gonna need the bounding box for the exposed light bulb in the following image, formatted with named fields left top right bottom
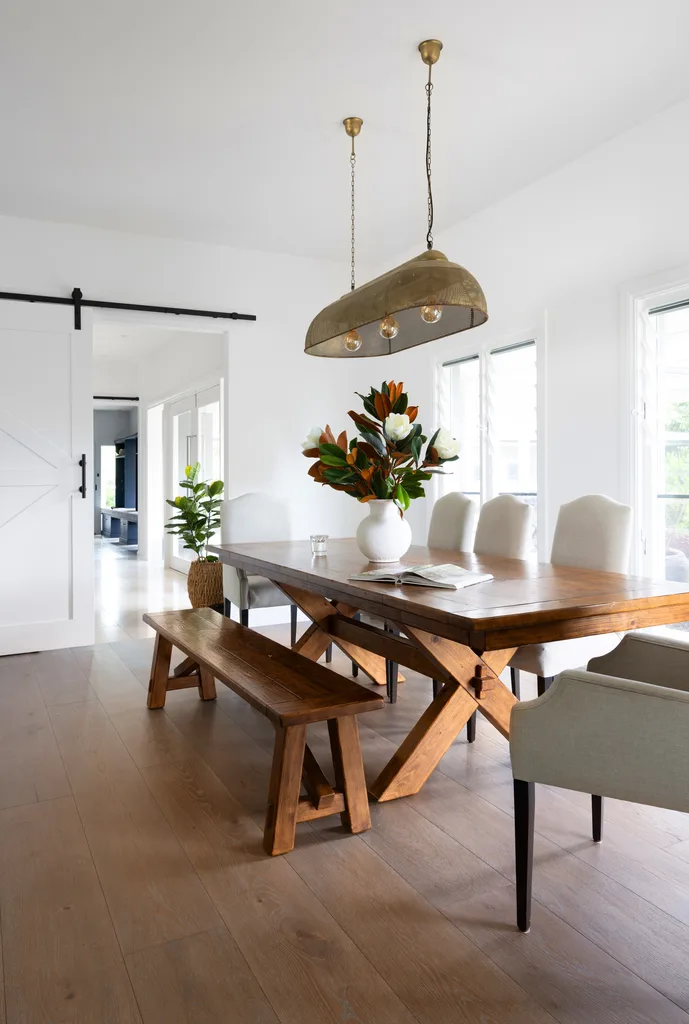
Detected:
left=343, top=329, right=362, bottom=352
left=420, top=304, right=443, bottom=324
left=378, top=315, right=400, bottom=341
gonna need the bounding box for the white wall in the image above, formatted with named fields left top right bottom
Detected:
left=365, top=94, right=689, bottom=548
left=0, top=213, right=369, bottom=547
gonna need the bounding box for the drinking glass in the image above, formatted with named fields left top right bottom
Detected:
left=310, top=534, right=328, bottom=556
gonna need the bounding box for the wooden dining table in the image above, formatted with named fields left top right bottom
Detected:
left=208, top=538, right=689, bottom=803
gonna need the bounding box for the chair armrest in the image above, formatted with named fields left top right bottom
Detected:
left=510, top=669, right=689, bottom=812
left=588, top=632, right=689, bottom=692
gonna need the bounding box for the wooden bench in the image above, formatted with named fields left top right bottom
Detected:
left=143, top=608, right=384, bottom=855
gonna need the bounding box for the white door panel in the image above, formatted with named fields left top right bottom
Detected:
left=0, top=302, right=93, bottom=654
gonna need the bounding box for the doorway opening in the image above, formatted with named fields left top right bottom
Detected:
left=91, top=320, right=228, bottom=642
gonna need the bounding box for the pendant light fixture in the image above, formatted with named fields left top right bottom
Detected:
left=305, top=39, right=487, bottom=358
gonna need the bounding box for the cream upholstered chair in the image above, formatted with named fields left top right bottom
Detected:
left=428, top=491, right=478, bottom=551
left=509, top=495, right=632, bottom=698
left=510, top=632, right=689, bottom=932
left=459, top=495, right=533, bottom=741
left=384, top=491, right=478, bottom=704
left=473, top=493, right=532, bottom=559
left=221, top=492, right=299, bottom=647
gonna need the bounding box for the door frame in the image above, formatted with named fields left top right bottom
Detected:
left=90, top=310, right=231, bottom=566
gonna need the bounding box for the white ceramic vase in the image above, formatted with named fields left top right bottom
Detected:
left=356, top=499, right=412, bottom=563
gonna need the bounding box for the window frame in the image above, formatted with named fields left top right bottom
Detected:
left=623, top=264, right=689, bottom=576
left=434, top=324, right=547, bottom=558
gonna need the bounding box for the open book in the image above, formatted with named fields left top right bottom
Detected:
left=348, top=563, right=493, bottom=591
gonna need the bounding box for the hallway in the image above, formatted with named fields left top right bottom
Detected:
left=94, top=538, right=190, bottom=643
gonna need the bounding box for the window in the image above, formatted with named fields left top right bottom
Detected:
left=438, top=340, right=538, bottom=553
left=637, top=299, right=689, bottom=586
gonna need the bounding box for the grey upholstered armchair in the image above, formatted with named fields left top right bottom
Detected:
left=510, top=631, right=689, bottom=932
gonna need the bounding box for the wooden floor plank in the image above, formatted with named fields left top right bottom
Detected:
left=108, top=706, right=200, bottom=770
left=71, top=644, right=148, bottom=714
left=0, top=664, right=71, bottom=811
left=458, top=885, right=689, bottom=1024
left=289, top=824, right=558, bottom=1024
left=47, top=699, right=223, bottom=955
left=409, top=769, right=689, bottom=1014
left=30, top=648, right=97, bottom=706
left=0, top=797, right=142, bottom=1024
left=125, top=926, right=280, bottom=1024
left=142, top=756, right=420, bottom=1024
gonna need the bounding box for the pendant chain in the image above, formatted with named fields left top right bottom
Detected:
left=350, top=140, right=356, bottom=291
left=425, top=64, right=434, bottom=250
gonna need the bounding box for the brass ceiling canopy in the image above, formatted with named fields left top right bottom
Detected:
left=305, top=39, right=487, bottom=358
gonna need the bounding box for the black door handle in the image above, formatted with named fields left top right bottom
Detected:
left=79, top=454, right=87, bottom=498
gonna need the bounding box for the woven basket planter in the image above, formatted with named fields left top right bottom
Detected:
left=187, top=559, right=223, bottom=608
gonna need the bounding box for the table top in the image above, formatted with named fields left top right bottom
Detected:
left=208, top=539, right=689, bottom=650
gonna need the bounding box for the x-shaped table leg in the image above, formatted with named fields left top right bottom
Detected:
left=369, top=627, right=517, bottom=802
left=280, top=583, right=390, bottom=686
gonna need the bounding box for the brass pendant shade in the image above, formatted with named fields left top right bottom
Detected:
left=305, top=38, right=487, bottom=358
left=305, top=249, right=487, bottom=357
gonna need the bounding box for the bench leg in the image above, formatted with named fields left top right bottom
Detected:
left=197, top=663, right=217, bottom=702
left=264, top=724, right=307, bottom=856
left=147, top=634, right=173, bottom=709
left=327, top=716, right=371, bottom=834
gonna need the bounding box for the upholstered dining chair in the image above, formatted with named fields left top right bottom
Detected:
left=427, top=491, right=479, bottom=551
left=473, top=493, right=533, bottom=560
left=509, top=494, right=632, bottom=699
left=510, top=631, right=689, bottom=932
left=384, top=491, right=478, bottom=704
left=221, top=492, right=300, bottom=649
left=460, top=494, right=533, bottom=740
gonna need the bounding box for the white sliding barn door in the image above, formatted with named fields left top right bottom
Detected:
left=0, top=301, right=93, bottom=654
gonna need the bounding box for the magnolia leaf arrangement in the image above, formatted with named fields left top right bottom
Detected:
left=302, top=381, right=459, bottom=513
left=165, top=462, right=224, bottom=560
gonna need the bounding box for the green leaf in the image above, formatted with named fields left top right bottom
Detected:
left=360, top=430, right=386, bottom=456
left=319, top=442, right=347, bottom=463
left=208, top=480, right=224, bottom=496
left=395, top=483, right=411, bottom=512
left=410, top=435, right=422, bottom=466
left=380, top=381, right=389, bottom=396
left=320, top=453, right=349, bottom=467
left=392, top=392, right=408, bottom=414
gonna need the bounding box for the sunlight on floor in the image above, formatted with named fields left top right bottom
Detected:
left=94, top=537, right=190, bottom=642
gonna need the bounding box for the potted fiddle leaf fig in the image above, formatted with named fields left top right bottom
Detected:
left=165, top=462, right=224, bottom=607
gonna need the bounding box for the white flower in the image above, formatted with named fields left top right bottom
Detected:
left=384, top=412, right=413, bottom=442
left=302, top=426, right=323, bottom=452
left=434, top=427, right=459, bottom=460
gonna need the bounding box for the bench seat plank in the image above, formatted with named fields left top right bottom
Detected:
left=143, top=609, right=382, bottom=725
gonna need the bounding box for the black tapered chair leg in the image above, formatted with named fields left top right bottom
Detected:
left=510, top=667, right=521, bottom=699
left=240, top=608, right=249, bottom=627
left=326, top=644, right=333, bottom=664
left=224, top=598, right=232, bottom=619
left=432, top=678, right=443, bottom=699
left=592, top=795, right=604, bottom=843
left=352, top=613, right=359, bottom=676
left=290, top=604, right=298, bottom=647
left=386, top=659, right=399, bottom=703
left=536, top=675, right=553, bottom=697
left=466, top=711, right=477, bottom=743
left=514, top=778, right=535, bottom=932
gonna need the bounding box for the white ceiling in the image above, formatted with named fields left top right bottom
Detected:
left=2, top=0, right=689, bottom=264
